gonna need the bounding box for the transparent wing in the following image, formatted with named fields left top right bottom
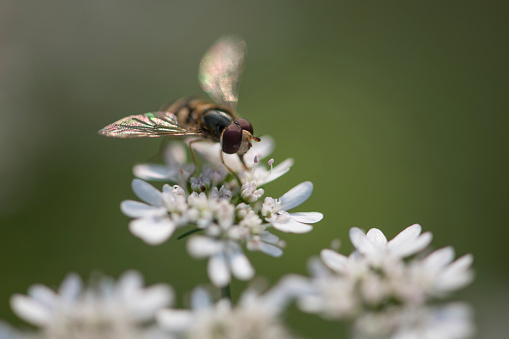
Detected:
left=97, top=112, right=202, bottom=138
left=198, top=35, right=247, bottom=111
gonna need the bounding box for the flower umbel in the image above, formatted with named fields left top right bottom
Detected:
left=297, top=224, right=475, bottom=339
left=157, top=276, right=310, bottom=339
left=8, top=271, right=173, bottom=339
left=121, top=138, right=323, bottom=286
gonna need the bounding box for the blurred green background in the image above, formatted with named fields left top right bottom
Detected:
left=1, top=0, right=507, bottom=338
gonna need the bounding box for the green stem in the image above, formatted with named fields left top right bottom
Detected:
left=177, top=228, right=202, bottom=240
left=221, top=284, right=232, bottom=302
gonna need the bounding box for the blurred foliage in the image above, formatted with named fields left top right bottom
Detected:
left=0, top=1, right=508, bottom=338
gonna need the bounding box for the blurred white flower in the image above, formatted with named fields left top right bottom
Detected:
left=262, top=182, right=323, bottom=233
left=353, top=303, right=474, bottom=339
left=0, top=321, right=39, bottom=339
left=297, top=224, right=474, bottom=338
left=399, top=247, right=474, bottom=303
left=157, top=276, right=310, bottom=339
left=9, top=271, right=173, bottom=339
left=349, top=224, right=432, bottom=265
left=187, top=237, right=254, bottom=287
left=297, top=258, right=361, bottom=319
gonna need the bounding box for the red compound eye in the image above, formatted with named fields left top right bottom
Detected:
left=236, top=118, right=253, bottom=134
left=222, top=123, right=243, bottom=154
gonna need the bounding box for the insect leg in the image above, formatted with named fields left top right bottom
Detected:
left=220, top=151, right=242, bottom=184
left=187, top=139, right=202, bottom=178
left=239, top=154, right=249, bottom=170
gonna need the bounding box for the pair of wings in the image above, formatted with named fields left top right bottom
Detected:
left=98, top=36, right=247, bottom=138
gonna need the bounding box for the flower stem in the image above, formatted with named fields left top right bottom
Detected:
left=221, top=284, right=232, bottom=302
left=177, top=228, right=203, bottom=240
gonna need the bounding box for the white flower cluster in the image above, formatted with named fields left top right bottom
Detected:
left=297, top=224, right=475, bottom=339
left=157, top=276, right=309, bottom=339
left=0, top=134, right=476, bottom=339
left=2, top=271, right=172, bottom=339
left=1, top=273, right=308, bottom=339
left=122, top=137, right=323, bottom=287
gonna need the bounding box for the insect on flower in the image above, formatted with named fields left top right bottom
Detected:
left=98, top=36, right=260, bottom=172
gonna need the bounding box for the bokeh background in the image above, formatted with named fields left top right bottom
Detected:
left=1, top=1, right=508, bottom=338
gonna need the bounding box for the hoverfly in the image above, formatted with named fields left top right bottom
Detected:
left=98, top=36, right=259, bottom=172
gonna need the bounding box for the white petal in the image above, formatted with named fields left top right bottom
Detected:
left=121, top=200, right=167, bottom=218
left=243, top=135, right=275, bottom=166
left=265, top=275, right=315, bottom=312
left=130, top=284, right=174, bottom=321
left=258, top=158, right=294, bottom=185
left=133, top=164, right=170, bottom=181
left=388, top=224, right=421, bottom=245
left=321, top=249, right=348, bottom=273
left=298, top=295, right=325, bottom=313
left=191, top=288, right=212, bottom=310
left=10, top=295, right=52, bottom=326
left=272, top=218, right=313, bottom=233
left=117, top=270, right=144, bottom=296
left=0, top=322, right=18, bottom=339
left=259, top=231, right=279, bottom=244
left=392, top=232, right=433, bottom=257
left=187, top=236, right=222, bottom=258
left=290, top=212, right=323, bottom=224
left=279, top=181, right=313, bottom=211
left=59, top=273, right=82, bottom=301
left=208, top=252, right=230, bottom=287
left=424, top=247, right=455, bottom=271
left=349, top=227, right=377, bottom=256
left=437, top=271, right=474, bottom=292
left=228, top=246, right=255, bottom=280
left=258, top=242, right=283, bottom=257
left=437, top=254, right=474, bottom=291
left=447, top=254, right=474, bottom=274
left=157, top=309, right=194, bottom=332
left=164, top=143, right=187, bottom=165
left=129, top=217, right=175, bottom=245
left=132, top=179, right=163, bottom=206
left=194, top=142, right=243, bottom=170
left=27, top=285, right=57, bottom=309
left=307, top=257, right=329, bottom=278
left=366, top=228, right=388, bottom=246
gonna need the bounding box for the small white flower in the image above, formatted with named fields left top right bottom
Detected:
left=157, top=277, right=310, bottom=339
left=9, top=271, right=173, bottom=339
left=121, top=179, right=186, bottom=245
left=209, top=185, right=232, bottom=201
left=297, top=258, right=361, bottom=319
left=400, top=247, right=474, bottom=303
left=190, top=173, right=211, bottom=192
left=187, top=236, right=254, bottom=287
left=134, top=142, right=194, bottom=187
left=349, top=224, right=432, bottom=265
left=240, top=181, right=264, bottom=202
left=262, top=182, right=323, bottom=233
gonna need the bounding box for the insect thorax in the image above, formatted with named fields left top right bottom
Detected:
left=201, top=110, right=233, bottom=142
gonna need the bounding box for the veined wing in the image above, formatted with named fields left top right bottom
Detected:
left=98, top=111, right=202, bottom=138
left=198, top=36, right=247, bottom=112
